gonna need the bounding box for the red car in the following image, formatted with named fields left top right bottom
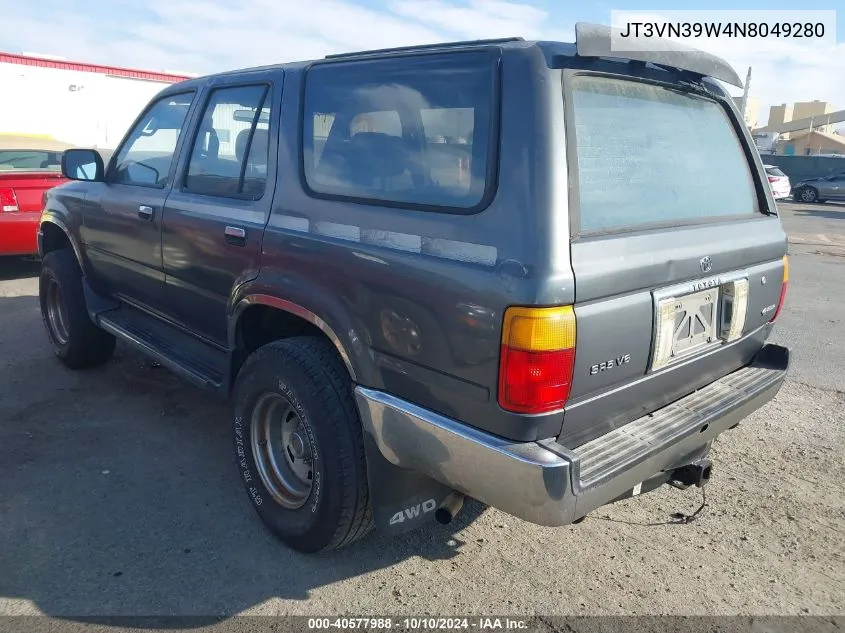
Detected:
left=0, top=135, right=73, bottom=257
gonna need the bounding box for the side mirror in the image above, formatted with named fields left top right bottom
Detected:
left=62, top=149, right=105, bottom=182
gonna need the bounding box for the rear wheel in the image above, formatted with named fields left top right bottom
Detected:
left=232, top=336, right=372, bottom=553
left=39, top=249, right=116, bottom=368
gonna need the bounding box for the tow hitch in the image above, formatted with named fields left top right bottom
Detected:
left=669, top=458, right=713, bottom=490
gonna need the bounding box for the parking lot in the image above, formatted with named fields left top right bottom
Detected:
left=0, top=201, right=843, bottom=619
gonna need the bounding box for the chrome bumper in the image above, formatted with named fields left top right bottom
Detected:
left=354, top=344, right=789, bottom=526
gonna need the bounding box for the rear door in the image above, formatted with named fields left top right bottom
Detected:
left=160, top=70, right=281, bottom=346
left=559, top=73, right=787, bottom=447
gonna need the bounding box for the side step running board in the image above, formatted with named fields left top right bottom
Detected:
left=93, top=300, right=229, bottom=393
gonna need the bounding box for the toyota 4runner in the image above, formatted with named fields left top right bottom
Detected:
left=38, top=23, right=790, bottom=553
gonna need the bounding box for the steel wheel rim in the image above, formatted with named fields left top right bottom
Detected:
left=250, top=392, right=314, bottom=509
left=45, top=278, right=70, bottom=346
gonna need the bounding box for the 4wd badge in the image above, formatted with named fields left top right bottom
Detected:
left=389, top=499, right=437, bottom=525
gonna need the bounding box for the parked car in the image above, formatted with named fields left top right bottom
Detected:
left=38, top=23, right=789, bottom=554
left=0, top=135, right=73, bottom=257
left=792, top=171, right=845, bottom=203
left=763, top=165, right=791, bottom=200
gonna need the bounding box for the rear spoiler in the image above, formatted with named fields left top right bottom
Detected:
left=574, top=22, right=743, bottom=88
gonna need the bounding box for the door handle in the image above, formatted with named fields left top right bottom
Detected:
left=138, top=205, right=154, bottom=220
left=224, top=225, right=246, bottom=246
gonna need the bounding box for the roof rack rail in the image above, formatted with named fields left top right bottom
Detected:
left=324, top=37, right=525, bottom=59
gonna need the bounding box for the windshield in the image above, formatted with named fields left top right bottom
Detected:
left=765, top=167, right=786, bottom=177
left=0, top=150, right=63, bottom=171
left=569, top=75, right=759, bottom=233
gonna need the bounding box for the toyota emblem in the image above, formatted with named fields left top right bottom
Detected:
left=700, top=256, right=713, bottom=273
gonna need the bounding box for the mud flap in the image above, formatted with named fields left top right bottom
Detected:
left=362, top=430, right=455, bottom=535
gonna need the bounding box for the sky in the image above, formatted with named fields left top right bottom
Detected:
left=1, top=0, right=843, bottom=128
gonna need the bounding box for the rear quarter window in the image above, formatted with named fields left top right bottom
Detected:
left=302, top=51, right=497, bottom=211
left=568, top=75, right=759, bottom=234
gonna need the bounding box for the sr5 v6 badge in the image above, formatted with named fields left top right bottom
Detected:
left=590, top=354, right=632, bottom=375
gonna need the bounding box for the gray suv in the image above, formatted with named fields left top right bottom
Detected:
left=39, top=23, right=790, bottom=553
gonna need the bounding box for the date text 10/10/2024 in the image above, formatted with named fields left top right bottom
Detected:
left=308, top=618, right=529, bottom=630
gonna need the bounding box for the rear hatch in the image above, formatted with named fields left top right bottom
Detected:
left=559, top=73, right=787, bottom=447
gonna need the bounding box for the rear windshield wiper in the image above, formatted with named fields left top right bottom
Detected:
left=664, top=79, right=713, bottom=98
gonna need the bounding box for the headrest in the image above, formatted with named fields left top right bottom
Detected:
left=236, top=128, right=270, bottom=163
left=195, top=126, right=219, bottom=160
left=235, top=129, right=250, bottom=162
left=346, top=132, right=409, bottom=180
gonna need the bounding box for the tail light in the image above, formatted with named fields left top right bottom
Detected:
left=767, top=176, right=778, bottom=183
left=498, top=306, right=576, bottom=414
left=0, top=187, right=19, bottom=213
left=770, top=255, right=789, bottom=322
left=720, top=278, right=750, bottom=342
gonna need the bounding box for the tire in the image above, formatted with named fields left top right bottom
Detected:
left=798, top=186, right=818, bottom=203
left=232, top=336, right=373, bottom=553
left=39, top=249, right=116, bottom=369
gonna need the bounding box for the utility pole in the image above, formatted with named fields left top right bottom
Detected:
left=808, top=116, right=815, bottom=155
left=739, top=67, right=752, bottom=125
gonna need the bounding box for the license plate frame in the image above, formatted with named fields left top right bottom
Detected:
left=650, top=277, right=727, bottom=372
left=667, top=287, right=719, bottom=360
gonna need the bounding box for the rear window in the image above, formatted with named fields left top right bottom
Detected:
left=569, top=76, right=759, bottom=233
left=765, top=166, right=786, bottom=177
left=302, top=51, right=496, bottom=211
left=0, top=150, right=62, bottom=171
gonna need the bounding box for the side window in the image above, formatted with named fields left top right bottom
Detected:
left=111, top=93, right=194, bottom=188
left=302, top=51, right=496, bottom=210
left=185, top=84, right=271, bottom=199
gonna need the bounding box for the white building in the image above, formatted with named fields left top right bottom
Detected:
left=0, top=52, right=193, bottom=149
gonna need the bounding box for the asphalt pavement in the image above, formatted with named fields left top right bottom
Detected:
left=769, top=202, right=845, bottom=392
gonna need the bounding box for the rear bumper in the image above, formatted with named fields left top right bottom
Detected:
left=355, top=344, right=789, bottom=526
left=0, top=212, right=40, bottom=256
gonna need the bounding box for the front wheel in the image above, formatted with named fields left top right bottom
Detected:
left=797, top=186, right=819, bottom=203
left=39, top=249, right=116, bottom=369
left=232, top=337, right=373, bottom=553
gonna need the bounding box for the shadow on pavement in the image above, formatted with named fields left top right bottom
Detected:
left=793, top=208, right=845, bottom=221
left=0, top=293, right=483, bottom=625
left=0, top=256, right=40, bottom=281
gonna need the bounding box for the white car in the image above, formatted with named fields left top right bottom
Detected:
left=764, top=165, right=791, bottom=200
